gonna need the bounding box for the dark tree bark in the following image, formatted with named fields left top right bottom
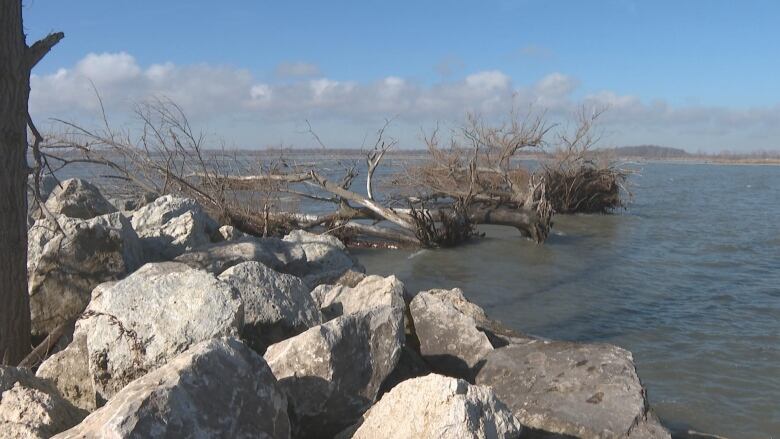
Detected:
left=0, top=1, right=62, bottom=365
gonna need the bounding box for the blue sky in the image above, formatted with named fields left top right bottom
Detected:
left=24, top=0, right=780, bottom=151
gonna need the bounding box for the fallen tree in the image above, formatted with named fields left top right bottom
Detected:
left=41, top=99, right=627, bottom=249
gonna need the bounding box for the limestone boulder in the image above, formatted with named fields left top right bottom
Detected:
left=218, top=261, right=321, bottom=353
left=43, top=178, right=116, bottom=220
left=211, top=224, right=245, bottom=242
left=76, top=262, right=243, bottom=403
left=475, top=341, right=671, bottom=439
left=265, top=306, right=404, bottom=439
left=409, top=289, right=494, bottom=381
left=27, top=212, right=143, bottom=336
left=340, top=374, right=522, bottom=439
left=130, top=195, right=217, bottom=260
left=283, top=230, right=364, bottom=286
left=314, top=275, right=405, bottom=321
left=0, top=366, right=86, bottom=439
left=53, top=338, right=290, bottom=439
left=36, top=333, right=96, bottom=413
left=174, top=236, right=308, bottom=276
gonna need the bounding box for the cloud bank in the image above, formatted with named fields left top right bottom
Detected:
left=30, top=52, right=780, bottom=151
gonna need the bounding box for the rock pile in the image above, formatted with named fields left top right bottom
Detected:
left=8, top=182, right=674, bottom=438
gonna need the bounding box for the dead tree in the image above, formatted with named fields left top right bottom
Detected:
left=0, top=1, right=63, bottom=365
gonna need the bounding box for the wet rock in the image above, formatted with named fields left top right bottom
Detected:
left=409, top=289, right=493, bottom=381
left=27, top=212, right=143, bottom=337
left=174, top=236, right=308, bottom=276
left=314, top=274, right=406, bottom=321
left=36, top=333, right=96, bottom=413
left=130, top=195, right=218, bottom=260
left=218, top=261, right=321, bottom=353
left=283, top=230, right=365, bottom=286
left=0, top=366, right=86, bottom=438
left=43, top=178, right=117, bottom=220
left=53, top=338, right=290, bottom=439
left=340, top=374, right=522, bottom=439
left=76, top=262, right=243, bottom=403
left=265, top=306, right=404, bottom=439
left=475, top=341, right=671, bottom=439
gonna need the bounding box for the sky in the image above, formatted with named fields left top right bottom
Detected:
left=23, top=0, right=780, bottom=152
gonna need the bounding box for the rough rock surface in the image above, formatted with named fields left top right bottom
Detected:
left=53, top=338, right=290, bottom=439
left=76, top=263, right=243, bottom=403
left=0, top=366, right=86, bottom=438
left=341, top=374, right=522, bottom=439
left=43, top=178, right=117, bottom=220
left=130, top=195, right=217, bottom=260
left=211, top=224, right=245, bottom=242
left=219, top=261, right=321, bottom=352
left=314, top=275, right=405, bottom=321
left=174, top=236, right=308, bottom=276
left=36, top=333, right=96, bottom=412
left=27, top=212, right=143, bottom=336
left=475, top=341, right=671, bottom=439
left=334, top=269, right=367, bottom=288
left=409, top=289, right=494, bottom=381
left=265, top=306, right=404, bottom=439
left=283, top=230, right=364, bottom=286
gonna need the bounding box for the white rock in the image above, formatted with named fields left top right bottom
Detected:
left=43, top=178, right=117, bottom=220
left=341, top=374, right=522, bottom=439
left=77, top=262, right=243, bottom=403
left=314, top=275, right=406, bottom=321
left=27, top=212, right=143, bottom=336
left=283, top=230, right=364, bottom=286
left=409, top=289, right=494, bottom=381
left=174, top=236, right=308, bottom=276
left=36, top=333, right=96, bottom=413
left=219, top=261, right=321, bottom=352
left=130, top=195, right=217, bottom=260
left=0, top=366, right=86, bottom=439
left=265, top=306, right=404, bottom=439
left=53, top=338, right=290, bottom=439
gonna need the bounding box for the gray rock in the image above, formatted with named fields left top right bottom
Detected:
left=174, top=236, right=308, bottom=276
left=409, top=289, right=494, bottom=381
left=218, top=261, right=321, bottom=353
left=36, top=333, right=96, bottom=413
left=43, top=178, right=117, bottom=220
left=0, top=366, right=86, bottom=439
left=283, top=230, right=364, bottom=286
left=341, top=374, right=523, bottom=439
left=265, top=306, right=404, bottom=439
left=27, top=212, right=143, bottom=337
left=76, top=263, right=243, bottom=403
left=315, top=275, right=406, bottom=321
left=53, top=338, right=290, bottom=439
left=475, top=341, right=671, bottom=439
left=130, top=195, right=218, bottom=260
left=333, top=269, right=367, bottom=288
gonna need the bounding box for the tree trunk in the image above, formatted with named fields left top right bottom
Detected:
left=0, top=0, right=32, bottom=365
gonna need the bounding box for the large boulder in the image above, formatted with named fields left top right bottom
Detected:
left=76, top=262, right=243, bottom=404
left=0, top=366, right=86, bottom=438
left=218, top=261, right=321, bottom=353
left=53, top=338, right=290, bottom=439
left=475, top=341, right=671, bottom=439
left=340, top=374, right=522, bottom=439
left=313, top=274, right=405, bottom=321
left=130, top=195, right=218, bottom=260
left=27, top=212, right=143, bottom=336
left=174, top=236, right=308, bottom=276
left=409, top=289, right=494, bottom=381
left=36, top=333, right=96, bottom=413
left=283, top=230, right=364, bottom=286
left=265, top=306, right=404, bottom=439
left=43, top=178, right=117, bottom=220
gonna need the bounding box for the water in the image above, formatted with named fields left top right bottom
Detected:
left=353, top=163, right=780, bottom=438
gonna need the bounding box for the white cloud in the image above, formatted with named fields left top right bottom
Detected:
left=28, top=52, right=780, bottom=151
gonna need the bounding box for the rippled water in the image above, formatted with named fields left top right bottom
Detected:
left=354, top=163, right=780, bottom=438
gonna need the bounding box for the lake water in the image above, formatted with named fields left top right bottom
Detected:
left=354, top=163, right=780, bottom=438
